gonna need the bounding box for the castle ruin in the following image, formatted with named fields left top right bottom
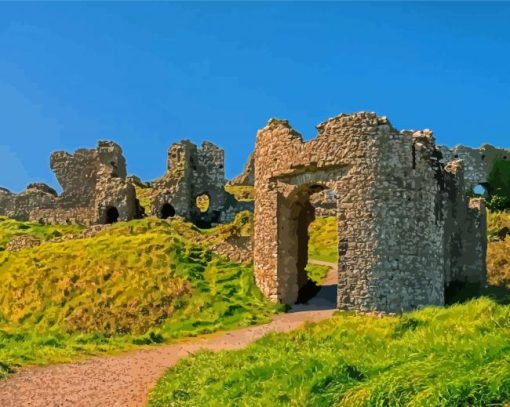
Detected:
left=0, top=141, right=139, bottom=225
left=0, top=139, right=250, bottom=229
left=1, top=112, right=507, bottom=314
left=252, top=112, right=507, bottom=313
left=148, top=140, right=252, bottom=227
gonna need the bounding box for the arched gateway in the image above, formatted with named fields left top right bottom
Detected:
left=253, top=112, right=487, bottom=313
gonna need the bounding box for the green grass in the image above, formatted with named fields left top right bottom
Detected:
left=0, top=215, right=280, bottom=378
left=488, top=210, right=510, bottom=242
left=487, top=211, right=510, bottom=289
left=149, top=298, right=510, bottom=407
left=308, top=216, right=338, bottom=263
left=306, top=264, right=330, bottom=285
left=0, top=216, right=84, bottom=251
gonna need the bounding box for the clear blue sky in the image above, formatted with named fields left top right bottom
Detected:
left=0, top=2, right=509, bottom=192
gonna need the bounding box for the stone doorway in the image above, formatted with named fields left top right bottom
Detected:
left=278, top=184, right=337, bottom=306
left=104, top=206, right=119, bottom=224
left=160, top=203, right=176, bottom=219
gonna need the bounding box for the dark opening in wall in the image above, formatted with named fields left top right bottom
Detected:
left=110, top=161, right=119, bottom=177
left=105, top=206, right=119, bottom=224
left=473, top=184, right=486, bottom=196
left=445, top=281, right=482, bottom=305
left=160, top=203, right=176, bottom=219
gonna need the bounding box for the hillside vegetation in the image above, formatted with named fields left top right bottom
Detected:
left=0, top=214, right=279, bottom=379
left=224, top=185, right=255, bottom=201
left=149, top=298, right=510, bottom=406
left=487, top=211, right=510, bottom=289
left=0, top=216, right=83, bottom=251
left=150, top=211, right=510, bottom=406
left=308, top=216, right=338, bottom=263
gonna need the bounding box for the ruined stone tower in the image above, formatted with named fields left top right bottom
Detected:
left=150, top=140, right=252, bottom=227
left=253, top=112, right=488, bottom=313
left=0, top=141, right=139, bottom=225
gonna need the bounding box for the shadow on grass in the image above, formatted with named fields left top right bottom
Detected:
left=445, top=281, right=510, bottom=306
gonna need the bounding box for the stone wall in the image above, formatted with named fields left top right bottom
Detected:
left=228, top=152, right=255, bottom=186
left=253, top=112, right=488, bottom=313
left=0, top=139, right=251, bottom=228
left=438, top=144, right=510, bottom=192
left=233, top=143, right=509, bottom=216
left=150, top=140, right=253, bottom=227
left=0, top=141, right=140, bottom=225
left=230, top=150, right=337, bottom=215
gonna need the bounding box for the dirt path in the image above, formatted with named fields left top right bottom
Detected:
left=0, top=262, right=338, bottom=407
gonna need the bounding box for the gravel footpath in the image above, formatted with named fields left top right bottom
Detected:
left=0, top=262, right=337, bottom=407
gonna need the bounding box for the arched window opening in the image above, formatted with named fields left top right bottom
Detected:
left=105, top=206, right=119, bottom=224
left=196, top=194, right=210, bottom=213
left=472, top=184, right=486, bottom=196
left=160, top=203, right=176, bottom=219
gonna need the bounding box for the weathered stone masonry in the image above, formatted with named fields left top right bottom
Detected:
left=149, top=140, right=252, bottom=227
left=0, top=141, right=139, bottom=225
left=0, top=139, right=250, bottom=228
left=439, top=144, right=510, bottom=192
left=253, top=112, right=491, bottom=313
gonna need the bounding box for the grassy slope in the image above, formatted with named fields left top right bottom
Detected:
left=224, top=185, right=254, bottom=202
left=487, top=211, right=510, bottom=288
left=0, top=216, right=84, bottom=250
left=135, top=185, right=153, bottom=213
left=150, top=212, right=510, bottom=406
left=149, top=298, right=510, bottom=407
left=305, top=264, right=330, bottom=285
left=308, top=216, right=338, bottom=263
left=0, top=215, right=280, bottom=379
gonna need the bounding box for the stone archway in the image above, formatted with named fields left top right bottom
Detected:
left=104, top=206, right=119, bottom=224
left=253, top=113, right=488, bottom=313
left=159, top=203, right=176, bottom=219
left=277, top=183, right=331, bottom=304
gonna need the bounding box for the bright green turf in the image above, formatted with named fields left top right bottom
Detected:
left=149, top=298, right=510, bottom=407
left=0, top=216, right=84, bottom=251
left=306, top=263, right=330, bottom=285
left=0, top=215, right=280, bottom=378
left=308, top=217, right=338, bottom=263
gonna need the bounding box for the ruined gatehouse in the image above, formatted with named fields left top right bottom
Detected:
left=253, top=112, right=505, bottom=313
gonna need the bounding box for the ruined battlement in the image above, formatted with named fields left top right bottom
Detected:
left=151, top=140, right=251, bottom=227
left=438, top=144, right=510, bottom=191
left=253, top=112, right=491, bottom=313
left=0, top=112, right=505, bottom=315
left=0, top=138, right=250, bottom=228
left=0, top=141, right=138, bottom=225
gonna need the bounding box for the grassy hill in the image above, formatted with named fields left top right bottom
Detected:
left=149, top=298, right=510, bottom=406
left=149, top=211, right=510, bottom=406
left=0, top=206, right=508, bottom=391
left=487, top=211, right=510, bottom=288
left=0, top=214, right=280, bottom=379
left=0, top=216, right=84, bottom=251
left=308, top=216, right=338, bottom=263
